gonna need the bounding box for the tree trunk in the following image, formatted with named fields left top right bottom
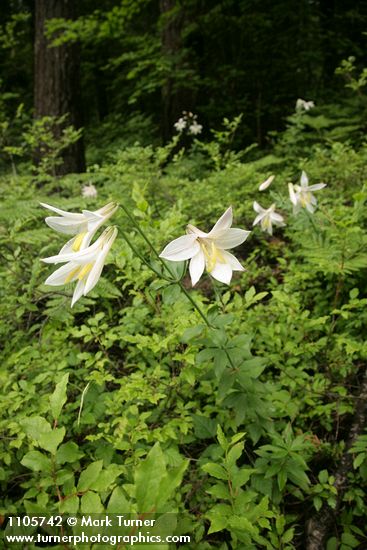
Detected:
left=160, top=0, right=192, bottom=141
left=34, top=0, right=85, bottom=175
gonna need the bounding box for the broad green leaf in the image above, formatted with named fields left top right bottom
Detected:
left=282, top=527, right=295, bottom=543
left=77, top=460, right=103, bottom=491
left=202, top=463, right=227, bottom=480
left=89, top=464, right=124, bottom=491
left=216, top=425, right=228, bottom=451
left=226, top=442, right=244, bottom=469
left=207, top=513, right=228, bottom=534
left=21, top=416, right=51, bottom=441
left=277, top=469, right=287, bottom=491
left=158, top=460, right=189, bottom=507
left=318, top=469, right=329, bottom=484
left=206, top=483, right=231, bottom=499
left=21, top=450, right=51, bottom=472
left=56, top=441, right=84, bottom=464
left=192, top=415, right=217, bottom=439
left=59, top=495, right=79, bottom=514
left=80, top=491, right=104, bottom=514
left=107, top=487, right=130, bottom=513
left=181, top=325, right=204, bottom=343
left=49, top=373, right=69, bottom=420
left=232, top=468, right=255, bottom=488
left=353, top=453, right=365, bottom=469
left=135, top=443, right=166, bottom=511
left=341, top=532, right=360, bottom=547
left=230, top=432, right=246, bottom=446
left=38, top=427, right=65, bottom=454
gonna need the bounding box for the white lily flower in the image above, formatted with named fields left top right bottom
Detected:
left=82, top=183, right=98, bottom=198
left=174, top=117, right=186, bottom=132
left=189, top=121, right=203, bottom=135
left=159, top=206, right=250, bottom=286
left=40, top=201, right=118, bottom=253
left=253, top=202, right=285, bottom=235
left=289, top=171, right=327, bottom=214
left=295, top=98, right=315, bottom=112
left=42, top=226, right=118, bottom=307
left=259, top=175, right=275, bottom=191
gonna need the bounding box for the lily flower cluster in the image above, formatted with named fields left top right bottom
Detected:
left=41, top=202, right=118, bottom=306
left=39, top=172, right=327, bottom=305
left=288, top=171, right=326, bottom=214
left=174, top=111, right=203, bottom=135
left=82, top=183, right=98, bottom=198
left=160, top=206, right=249, bottom=286
left=252, top=171, right=326, bottom=236
left=253, top=175, right=285, bottom=235
left=295, top=98, right=315, bottom=112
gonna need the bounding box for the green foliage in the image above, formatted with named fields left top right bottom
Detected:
left=1, top=95, right=367, bottom=548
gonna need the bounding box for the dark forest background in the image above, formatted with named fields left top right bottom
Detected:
left=1, top=0, right=367, bottom=174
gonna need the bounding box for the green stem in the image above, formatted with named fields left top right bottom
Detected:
left=119, top=204, right=211, bottom=323
left=119, top=203, right=163, bottom=265
left=176, top=281, right=211, bottom=327
left=119, top=205, right=237, bottom=370
left=119, top=226, right=170, bottom=281
left=306, top=210, right=319, bottom=234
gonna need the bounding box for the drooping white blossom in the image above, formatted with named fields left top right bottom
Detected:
left=82, top=184, right=98, bottom=198
left=42, top=226, right=118, bottom=307
left=160, top=207, right=250, bottom=286
left=40, top=201, right=118, bottom=253
left=174, top=117, right=187, bottom=132
left=295, top=98, right=315, bottom=112
left=189, top=121, right=203, bottom=135
left=252, top=202, right=285, bottom=235
left=259, top=175, right=275, bottom=191
left=174, top=112, right=203, bottom=135
left=288, top=171, right=326, bottom=214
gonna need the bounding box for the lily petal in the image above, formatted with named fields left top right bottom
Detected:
left=71, top=279, right=86, bottom=307
left=215, top=228, right=251, bottom=249
left=44, top=216, right=87, bottom=235
left=186, top=224, right=207, bottom=238
left=44, top=262, right=80, bottom=286
left=259, top=175, right=275, bottom=191
left=159, top=234, right=200, bottom=261
left=222, top=251, right=245, bottom=271
left=84, top=228, right=118, bottom=294
left=189, top=250, right=206, bottom=286
left=208, top=206, right=233, bottom=237
left=307, top=183, right=327, bottom=191
left=253, top=212, right=265, bottom=226
left=288, top=183, right=298, bottom=206
left=253, top=201, right=265, bottom=214
left=40, top=202, right=85, bottom=220
left=270, top=212, right=285, bottom=224
left=210, top=261, right=233, bottom=285
left=300, top=171, right=309, bottom=187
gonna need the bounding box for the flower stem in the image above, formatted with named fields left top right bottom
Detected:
left=119, top=204, right=163, bottom=264
left=119, top=226, right=170, bottom=281
left=119, top=205, right=237, bottom=370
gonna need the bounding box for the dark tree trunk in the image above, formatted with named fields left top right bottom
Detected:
left=34, top=0, right=85, bottom=174
left=160, top=0, right=193, bottom=141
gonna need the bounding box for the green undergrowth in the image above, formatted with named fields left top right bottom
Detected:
left=1, top=115, right=367, bottom=549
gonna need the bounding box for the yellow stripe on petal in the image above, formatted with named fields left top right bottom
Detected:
left=65, top=266, right=81, bottom=283
left=77, top=263, right=93, bottom=281
left=200, top=241, right=225, bottom=272
left=72, top=231, right=87, bottom=252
